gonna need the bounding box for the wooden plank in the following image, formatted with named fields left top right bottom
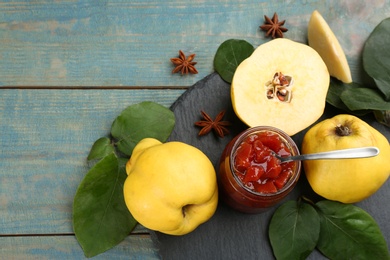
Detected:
left=0, top=89, right=184, bottom=235
left=1, top=1, right=389, bottom=87
left=0, top=234, right=159, bottom=259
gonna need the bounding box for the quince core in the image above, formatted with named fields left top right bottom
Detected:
left=231, top=38, right=330, bottom=136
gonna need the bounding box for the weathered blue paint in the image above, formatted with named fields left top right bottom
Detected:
left=0, top=89, right=183, bottom=234
left=0, top=235, right=159, bottom=259
left=1, top=0, right=390, bottom=258
left=1, top=1, right=389, bottom=86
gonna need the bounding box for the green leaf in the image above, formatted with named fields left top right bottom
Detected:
left=73, top=153, right=137, bottom=257
left=316, top=200, right=390, bottom=260
left=374, top=110, right=390, bottom=127
left=111, top=101, right=175, bottom=156
left=87, top=137, right=115, bottom=161
left=340, top=87, right=390, bottom=111
left=326, top=77, right=355, bottom=111
left=326, top=78, right=378, bottom=115
left=363, top=17, right=390, bottom=101
left=269, top=200, right=320, bottom=260
left=213, top=39, right=254, bottom=83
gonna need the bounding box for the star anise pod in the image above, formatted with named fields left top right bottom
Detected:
left=260, top=12, right=288, bottom=38
left=170, top=50, right=198, bottom=75
left=194, top=110, right=231, bottom=138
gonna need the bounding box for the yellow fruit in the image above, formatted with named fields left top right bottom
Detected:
left=231, top=38, right=329, bottom=136
left=123, top=138, right=218, bottom=235
left=302, top=114, right=390, bottom=203
left=308, top=10, right=352, bottom=83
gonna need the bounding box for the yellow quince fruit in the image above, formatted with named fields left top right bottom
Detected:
left=123, top=138, right=218, bottom=235
left=302, top=114, right=390, bottom=203
left=231, top=38, right=329, bottom=136
left=308, top=10, right=352, bottom=83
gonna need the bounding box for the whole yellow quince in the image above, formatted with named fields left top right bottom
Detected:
left=302, top=114, right=390, bottom=203
left=123, top=138, right=218, bottom=235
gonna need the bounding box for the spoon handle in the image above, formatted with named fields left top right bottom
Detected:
left=282, top=147, right=379, bottom=163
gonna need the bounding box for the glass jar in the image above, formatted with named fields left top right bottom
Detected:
left=218, top=126, right=301, bottom=214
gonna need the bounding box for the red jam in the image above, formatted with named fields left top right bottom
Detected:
left=218, top=126, right=301, bottom=213
left=234, top=131, right=295, bottom=193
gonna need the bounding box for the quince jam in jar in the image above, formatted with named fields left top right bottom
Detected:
left=218, top=126, right=301, bottom=213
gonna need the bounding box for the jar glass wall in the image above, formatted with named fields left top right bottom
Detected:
left=218, top=126, right=301, bottom=213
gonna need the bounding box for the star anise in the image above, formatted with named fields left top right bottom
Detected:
left=194, top=110, right=231, bottom=138
left=170, top=50, right=198, bottom=75
left=260, top=13, right=288, bottom=38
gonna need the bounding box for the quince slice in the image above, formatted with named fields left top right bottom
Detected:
left=231, top=38, right=329, bottom=136
left=308, top=10, right=352, bottom=83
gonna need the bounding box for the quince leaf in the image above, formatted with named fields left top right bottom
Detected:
left=363, top=17, right=390, bottom=101
left=111, top=101, right=175, bottom=156
left=213, top=39, right=254, bottom=83
left=326, top=78, right=373, bottom=116
left=326, top=77, right=354, bottom=111
left=269, top=200, right=320, bottom=260
left=87, top=137, right=115, bottom=161
left=316, top=200, right=390, bottom=260
left=374, top=110, right=390, bottom=127
left=340, top=87, right=390, bottom=111
left=73, top=153, right=137, bottom=258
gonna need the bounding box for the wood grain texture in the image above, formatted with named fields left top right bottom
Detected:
left=0, top=89, right=184, bottom=235
left=1, top=0, right=390, bottom=258
left=0, top=235, right=159, bottom=259
left=1, top=0, right=389, bottom=87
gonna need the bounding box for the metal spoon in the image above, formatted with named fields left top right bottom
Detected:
left=275, top=146, right=379, bottom=163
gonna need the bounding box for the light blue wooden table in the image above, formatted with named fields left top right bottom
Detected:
left=1, top=1, right=389, bottom=259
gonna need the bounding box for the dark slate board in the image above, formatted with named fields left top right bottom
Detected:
left=150, top=73, right=390, bottom=260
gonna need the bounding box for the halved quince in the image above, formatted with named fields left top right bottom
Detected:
left=231, top=38, right=329, bottom=136
left=308, top=10, right=352, bottom=83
